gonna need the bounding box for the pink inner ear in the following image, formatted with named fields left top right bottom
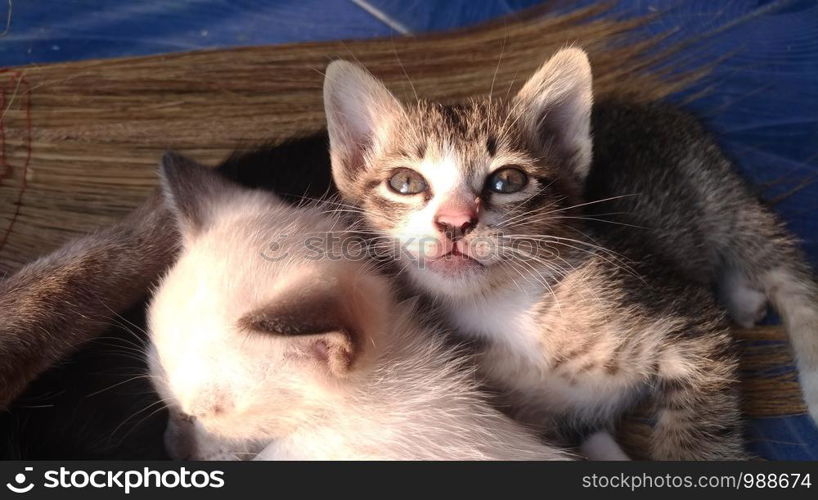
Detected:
left=308, top=336, right=354, bottom=375
left=311, top=339, right=331, bottom=363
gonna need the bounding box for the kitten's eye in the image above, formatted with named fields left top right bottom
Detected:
left=387, top=168, right=428, bottom=195
left=487, top=167, right=528, bottom=194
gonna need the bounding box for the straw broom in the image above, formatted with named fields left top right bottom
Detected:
left=0, top=3, right=686, bottom=274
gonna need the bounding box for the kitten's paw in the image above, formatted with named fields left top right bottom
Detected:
left=800, top=369, right=818, bottom=425
left=723, top=279, right=768, bottom=328
left=579, top=431, right=630, bottom=461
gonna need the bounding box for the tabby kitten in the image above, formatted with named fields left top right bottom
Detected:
left=323, top=48, right=748, bottom=460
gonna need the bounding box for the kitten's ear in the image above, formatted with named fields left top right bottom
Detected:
left=514, top=47, right=593, bottom=183
left=323, top=60, right=404, bottom=197
left=158, top=152, right=234, bottom=240
left=239, top=289, right=357, bottom=376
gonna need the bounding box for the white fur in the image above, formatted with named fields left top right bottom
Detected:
left=579, top=431, right=630, bottom=461
left=446, top=278, right=660, bottom=426
left=433, top=241, right=693, bottom=448
left=762, top=267, right=818, bottom=422
left=720, top=269, right=768, bottom=328
left=148, top=169, right=571, bottom=460
left=164, top=409, right=264, bottom=460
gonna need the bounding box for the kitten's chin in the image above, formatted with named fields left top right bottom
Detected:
left=425, top=253, right=485, bottom=276
left=408, top=255, right=491, bottom=298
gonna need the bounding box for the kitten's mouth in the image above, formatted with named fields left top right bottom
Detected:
left=424, top=246, right=486, bottom=276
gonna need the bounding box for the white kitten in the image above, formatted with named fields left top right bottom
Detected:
left=146, top=153, right=572, bottom=460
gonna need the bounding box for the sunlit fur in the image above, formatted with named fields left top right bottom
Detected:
left=147, top=158, right=571, bottom=460
left=325, top=49, right=747, bottom=460
left=325, top=58, right=588, bottom=300
left=589, top=100, right=818, bottom=424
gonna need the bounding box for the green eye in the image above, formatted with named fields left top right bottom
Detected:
left=388, top=168, right=428, bottom=195
left=487, top=167, right=528, bottom=194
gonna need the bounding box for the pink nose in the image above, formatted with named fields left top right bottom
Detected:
left=188, top=393, right=232, bottom=419
left=435, top=202, right=479, bottom=241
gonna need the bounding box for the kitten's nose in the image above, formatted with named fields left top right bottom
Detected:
left=187, top=392, right=233, bottom=420
left=435, top=205, right=479, bottom=241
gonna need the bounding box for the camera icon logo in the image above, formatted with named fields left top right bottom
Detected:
left=6, top=467, right=34, bottom=494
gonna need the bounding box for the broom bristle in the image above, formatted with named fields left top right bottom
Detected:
left=0, top=3, right=691, bottom=274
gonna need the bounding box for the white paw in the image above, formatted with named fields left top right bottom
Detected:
left=721, top=276, right=768, bottom=328
left=800, top=370, right=818, bottom=425
left=579, top=431, right=630, bottom=461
